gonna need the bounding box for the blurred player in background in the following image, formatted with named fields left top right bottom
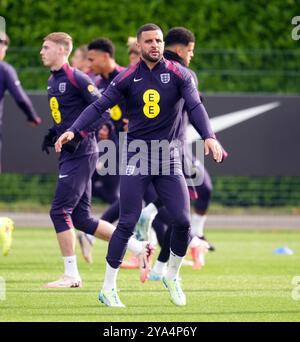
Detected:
left=87, top=38, right=126, bottom=134
left=76, top=38, right=125, bottom=262
left=127, top=36, right=140, bottom=66
left=0, top=31, right=41, bottom=173
left=71, top=44, right=99, bottom=84
left=0, top=31, right=41, bottom=254
left=71, top=45, right=90, bottom=74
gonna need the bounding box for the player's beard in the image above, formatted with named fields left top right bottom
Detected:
left=141, top=50, right=162, bottom=63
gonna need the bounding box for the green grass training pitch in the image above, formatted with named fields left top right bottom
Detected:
left=1, top=228, right=300, bottom=322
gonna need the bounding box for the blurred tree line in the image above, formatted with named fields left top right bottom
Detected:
left=1, top=0, right=300, bottom=92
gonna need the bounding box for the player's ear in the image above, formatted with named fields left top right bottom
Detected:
left=174, top=45, right=182, bottom=56
left=58, top=44, right=66, bottom=56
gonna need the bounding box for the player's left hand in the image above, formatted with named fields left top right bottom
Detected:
left=55, top=131, right=75, bottom=152
left=204, top=138, right=223, bottom=163
left=41, top=128, right=57, bottom=154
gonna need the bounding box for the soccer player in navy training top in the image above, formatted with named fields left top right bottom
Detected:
left=143, top=27, right=229, bottom=280
left=87, top=38, right=128, bottom=134
left=0, top=31, right=41, bottom=172
left=55, top=24, right=223, bottom=307
left=87, top=37, right=125, bottom=197
left=41, top=32, right=152, bottom=289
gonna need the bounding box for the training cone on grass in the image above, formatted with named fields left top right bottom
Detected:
left=273, top=246, right=294, bottom=255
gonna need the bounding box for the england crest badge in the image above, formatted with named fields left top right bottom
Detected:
left=58, top=82, right=66, bottom=93
left=160, top=73, right=170, bottom=84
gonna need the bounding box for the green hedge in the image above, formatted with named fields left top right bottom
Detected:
left=0, top=174, right=57, bottom=204
left=1, top=0, right=300, bottom=92
left=211, top=176, right=300, bottom=207
left=0, top=174, right=299, bottom=207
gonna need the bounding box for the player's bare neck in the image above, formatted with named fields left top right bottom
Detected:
left=50, top=58, right=68, bottom=71
left=102, top=59, right=116, bottom=79
left=81, top=65, right=91, bottom=74
left=142, top=58, right=160, bottom=70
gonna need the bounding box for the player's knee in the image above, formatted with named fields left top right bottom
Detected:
left=173, top=214, right=190, bottom=230
left=202, top=177, right=213, bottom=195
left=105, top=193, right=119, bottom=204
left=171, top=227, right=190, bottom=257
left=203, top=184, right=213, bottom=199
left=118, top=214, right=140, bottom=233
left=49, top=207, right=60, bottom=226
left=106, top=255, right=121, bottom=269
left=50, top=207, right=73, bottom=233
left=115, top=221, right=136, bottom=239
left=152, top=216, right=164, bottom=232
left=72, top=215, right=98, bottom=235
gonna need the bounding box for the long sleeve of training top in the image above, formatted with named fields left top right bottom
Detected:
left=178, top=67, right=214, bottom=140
left=1, top=62, right=40, bottom=123
left=68, top=85, right=118, bottom=134
left=72, top=68, right=110, bottom=132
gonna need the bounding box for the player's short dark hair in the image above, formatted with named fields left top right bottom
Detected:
left=88, top=38, right=115, bottom=58
left=165, top=27, right=195, bottom=47
left=137, top=23, right=163, bottom=40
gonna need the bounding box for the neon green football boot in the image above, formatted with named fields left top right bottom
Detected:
left=0, top=217, right=14, bottom=256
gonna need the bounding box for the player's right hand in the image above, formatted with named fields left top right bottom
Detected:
left=204, top=138, right=223, bottom=163
left=29, top=116, right=42, bottom=127
left=55, top=131, right=75, bottom=153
